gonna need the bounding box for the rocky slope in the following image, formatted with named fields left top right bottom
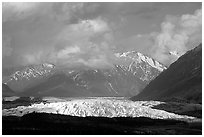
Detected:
left=131, top=44, right=202, bottom=103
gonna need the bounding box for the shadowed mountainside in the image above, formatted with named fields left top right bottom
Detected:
left=2, top=83, right=16, bottom=97
left=131, top=44, right=202, bottom=104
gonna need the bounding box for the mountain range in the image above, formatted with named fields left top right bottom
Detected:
left=3, top=51, right=166, bottom=97
left=3, top=43, right=202, bottom=101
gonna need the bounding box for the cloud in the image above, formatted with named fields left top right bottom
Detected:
left=150, top=8, right=202, bottom=65
left=3, top=3, right=118, bottom=69
left=2, top=35, right=13, bottom=57
left=2, top=2, right=87, bottom=23
left=51, top=3, right=84, bottom=23
left=77, top=54, right=112, bottom=68
left=2, top=2, right=41, bottom=22
left=51, top=3, right=101, bottom=24
left=18, top=17, right=116, bottom=68
left=56, top=46, right=81, bottom=59
left=56, top=17, right=110, bottom=41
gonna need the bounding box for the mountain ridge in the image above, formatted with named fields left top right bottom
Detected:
left=3, top=51, right=166, bottom=97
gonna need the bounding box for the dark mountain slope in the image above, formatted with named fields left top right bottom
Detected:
left=131, top=44, right=202, bottom=104
left=2, top=83, right=16, bottom=97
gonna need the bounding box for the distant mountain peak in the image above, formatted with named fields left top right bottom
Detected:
left=169, top=51, right=180, bottom=58
left=4, top=63, right=55, bottom=84
left=42, top=63, right=55, bottom=68
left=115, top=51, right=167, bottom=72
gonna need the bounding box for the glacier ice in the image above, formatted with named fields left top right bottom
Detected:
left=2, top=97, right=197, bottom=121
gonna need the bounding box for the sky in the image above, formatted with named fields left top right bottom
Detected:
left=2, top=2, right=202, bottom=69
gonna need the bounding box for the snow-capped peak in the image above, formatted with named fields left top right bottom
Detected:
left=6, top=63, right=55, bottom=82
left=169, top=51, right=180, bottom=58
left=42, top=63, right=55, bottom=68
left=115, top=51, right=167, bottom=72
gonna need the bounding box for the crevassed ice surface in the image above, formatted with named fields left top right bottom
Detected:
left=2, top=97, right=196, bottom=121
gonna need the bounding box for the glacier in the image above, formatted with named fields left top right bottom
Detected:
left=2, top=97, right=198, bottom=122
